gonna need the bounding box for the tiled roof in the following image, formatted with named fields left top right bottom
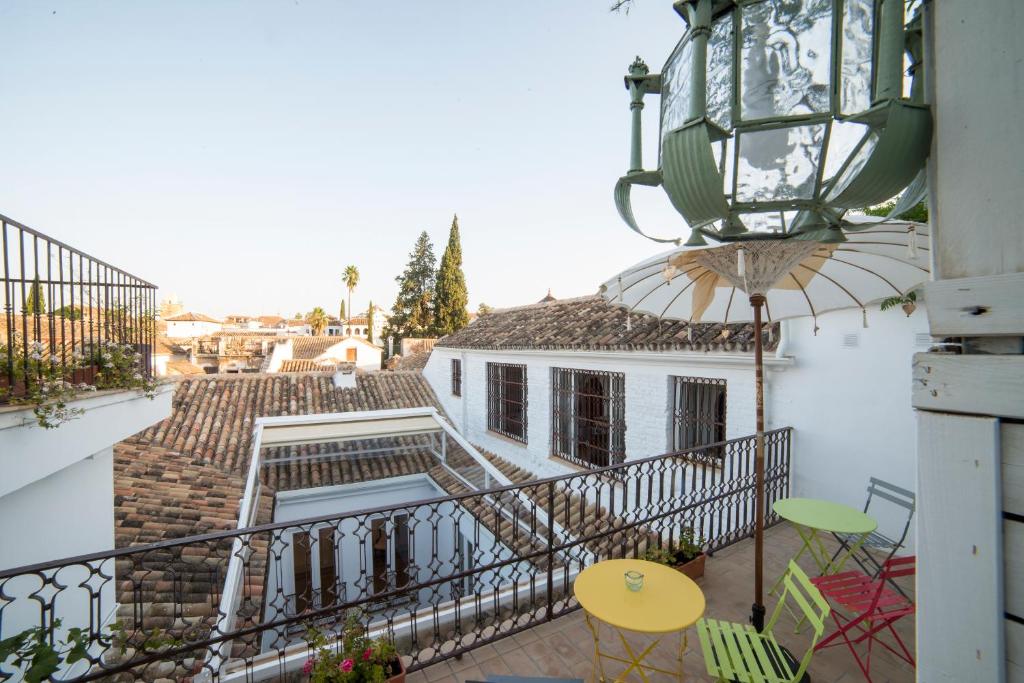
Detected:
left=279, top=358, right=328, bottom=372
left=133, top=371, right=444, bottom=473
left=436, top=295, right=778, bottom=353
left=291, top=336, right=340, bottom=359
left=386, top=350, right=431, bottom=371
left=166, top=360, right=207, bottom=376
left=165, top=312, right=222, bottom=323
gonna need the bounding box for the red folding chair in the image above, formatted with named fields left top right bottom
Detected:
left=809, top=555, right=915, bottom=682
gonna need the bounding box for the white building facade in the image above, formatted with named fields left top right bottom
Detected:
left=164, top=312, right=223, bottom=338
left=424, top=296, right=928, bottom=545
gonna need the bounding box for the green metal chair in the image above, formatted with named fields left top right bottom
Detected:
left=697, top=561, right=830, bottom=683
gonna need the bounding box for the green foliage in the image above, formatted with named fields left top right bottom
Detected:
left=477, top=302, right=492, bottom=317
left=343, top=265, right=360, bottom=335
left=304, top=612, right=400, bottom=683
left=862, top=200, right=928, bottom=223
left=0, top=339, right=158, bottom=428
left=338, top=300, right=346, bottom=325
left=434, top=215, right=470, bottom=336
left=879, top=289, right=918, bottom=313
left=641, top=528, right=705, bottom=566
left=0, top=619, right=89, bottom=683
left=54, top=305, right=83, bottom=320
left=384, top=231, right=437, bottom=341
left=23, top=278, right=46, bottom=315
left=366, top=300, right=375, bottom=345
left=307, top=307, right=330, bottom=336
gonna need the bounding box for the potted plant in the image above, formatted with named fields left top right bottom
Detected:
left=643, top=528, right=706, bottom=580
left=303, top=612, right=405, bottom=683
left=879, top=290, right=919, bottom=317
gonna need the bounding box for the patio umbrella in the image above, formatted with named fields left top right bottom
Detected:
left=599, top=217, right=930, bottom=630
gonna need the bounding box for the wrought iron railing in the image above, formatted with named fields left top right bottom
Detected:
left=0, top=428, right=791, bottom=682
left=0, top=214, right=157, bottom=402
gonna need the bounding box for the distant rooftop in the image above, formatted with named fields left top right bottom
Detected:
left=165, top=311, right=222, bottom=323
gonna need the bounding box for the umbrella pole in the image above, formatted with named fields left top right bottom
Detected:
left=750, top=293, right=767, bottom=632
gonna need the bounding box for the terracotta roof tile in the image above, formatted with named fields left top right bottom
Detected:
left=436, top=294, right=778, bottom=353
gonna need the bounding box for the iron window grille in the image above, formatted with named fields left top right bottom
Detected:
left=451, top=358, right=462, bottom=397
left=551, top=368, right=626, bottom=468
left=670, top=376, right=727, bottom=459
left=486, top=362, right=527, bottom=442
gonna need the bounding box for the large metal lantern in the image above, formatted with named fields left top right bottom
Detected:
left=616, top=0, right=931, bottom=246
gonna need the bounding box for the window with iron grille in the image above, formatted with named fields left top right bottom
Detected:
left=670, top=376, right=727, bottom=458
left=551, top=368, right=626, bottom=468
left=451, top=358, right=462, bottom=396
left=486, top=362, right=527, bottom=442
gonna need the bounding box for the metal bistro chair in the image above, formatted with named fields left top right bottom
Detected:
left=810, top=556, right=917, bottom=682
left=830, top=478, right=915, bottom=595
left=697, top=560, right=829, bottom=683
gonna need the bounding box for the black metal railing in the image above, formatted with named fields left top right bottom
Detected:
left=0, top=214, right=157, bottom=403
left=0, top=428, right=791, bottom=682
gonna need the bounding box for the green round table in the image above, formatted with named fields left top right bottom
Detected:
left=770, top=497, right=877, bottom=597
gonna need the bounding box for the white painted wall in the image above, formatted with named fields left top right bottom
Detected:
left=773, top=306, right=929, bottom=549
left=424, top=346, right=787, bottom=479
left=165, top=319, right=222, bottom=338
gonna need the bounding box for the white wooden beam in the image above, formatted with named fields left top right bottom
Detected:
left=913, top=354, right=1024, bottom=419
left=1005, top=424, right=1024, bottom=519
left=924, top=273, right=1024, bottom=336
left=917, top=411, right=1003, bottom=682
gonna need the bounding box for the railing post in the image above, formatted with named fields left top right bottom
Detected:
left=546, top=479, right=555, bottom=622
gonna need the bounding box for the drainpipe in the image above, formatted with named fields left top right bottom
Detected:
left=775, top=319, right=792, bottom=360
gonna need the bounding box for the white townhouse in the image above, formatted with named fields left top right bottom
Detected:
left=164, top=311, right=223, bottom=338
left=424, top=293, right=930, bottom=541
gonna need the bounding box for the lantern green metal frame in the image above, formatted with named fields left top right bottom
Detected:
left=616, top=0, right=931, bottom=246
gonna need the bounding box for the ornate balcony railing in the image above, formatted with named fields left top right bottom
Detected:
left=0, top=214, right=157, bottom=403
left=0, top=428, right=791, bottom=682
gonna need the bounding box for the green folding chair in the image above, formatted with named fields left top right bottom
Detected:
left=697, top=561, right=830, bottom=683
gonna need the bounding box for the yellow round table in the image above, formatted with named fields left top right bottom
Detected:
left=574, top=559, right=705, bottom=682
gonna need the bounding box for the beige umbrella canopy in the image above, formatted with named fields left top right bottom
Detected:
left=603, top=218, right=930, bottom=327
left=599, top=218, right=930, bottom=630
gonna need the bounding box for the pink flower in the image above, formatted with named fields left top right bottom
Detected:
left=339, top=659, right=354, bottom=672
left=302, top=658, right=315, bottom=674
left=362, top=648, right=373, bottom=661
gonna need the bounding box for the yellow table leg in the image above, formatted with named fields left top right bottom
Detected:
left=583, top=609, right=689, bottom=682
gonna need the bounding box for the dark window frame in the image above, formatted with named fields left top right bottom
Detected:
left=551, top=367, right=626, bottom=468
left=669, top=376, right=727, bottom=459
left=451, top=358, right=462, bottom=397
left=486, top=362, right=528, bottom=443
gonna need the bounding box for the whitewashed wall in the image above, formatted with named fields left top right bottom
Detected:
left=424, top=347, right=785, bottom=479
left=165, top=319, right=221, bottom=338
left=772, top=306, right=929, bottom=549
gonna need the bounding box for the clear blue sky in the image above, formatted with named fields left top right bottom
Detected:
left=0, top=1, right=687, bottom=318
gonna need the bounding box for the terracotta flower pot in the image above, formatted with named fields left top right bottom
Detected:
left=386, top=657, right=406, bottom=683
left=673, top=553, right=706, bottom=581
left=902, top=302, right=917, bottom=317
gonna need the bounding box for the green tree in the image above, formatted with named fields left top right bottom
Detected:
left=342, top=265, right=359, bottom=336
left=306, top=307, right=329, bottom=336
left=434, top=214, right=469, bottom=336
left=384, top=231, right=437, bottom=341
left=477, top=302, right=493, bottom=317
left=338, top=299, right=346, bottom=326
left=23, top=278, right=45, bottom=315
left=862, top=200, right=928, bottom=223
left=366, top=299, right=375, bottom=345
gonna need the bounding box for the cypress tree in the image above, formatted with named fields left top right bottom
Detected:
left=338, top=300, right=346, bottom=325
left=434, top=214, right=469, bottom=335
left=367, top=299, right=375, bottom=345
left=384, top=231, right=438, bottom=340
left=24, top=277, right=46, bottom=315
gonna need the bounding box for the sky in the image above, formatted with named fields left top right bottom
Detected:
left=0, top=1, right=689, bottom=318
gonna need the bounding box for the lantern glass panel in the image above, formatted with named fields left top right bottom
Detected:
left=840, top=0, right=874, bottom=115
left=736, top=124, right=826, bottom=202
left=825, top=130, right=880, bottom=200
left=822, top=120, right=871, bottom=185
left=707, top=13, right=734, bottom=131
left=740, top=0, right=833, bottom=120
left=661, top=36, right=694, bottom=143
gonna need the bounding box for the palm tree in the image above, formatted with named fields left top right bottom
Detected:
left=342, top=265, right=360, bottom=336
left=307, top=307, right=329, bottom=336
